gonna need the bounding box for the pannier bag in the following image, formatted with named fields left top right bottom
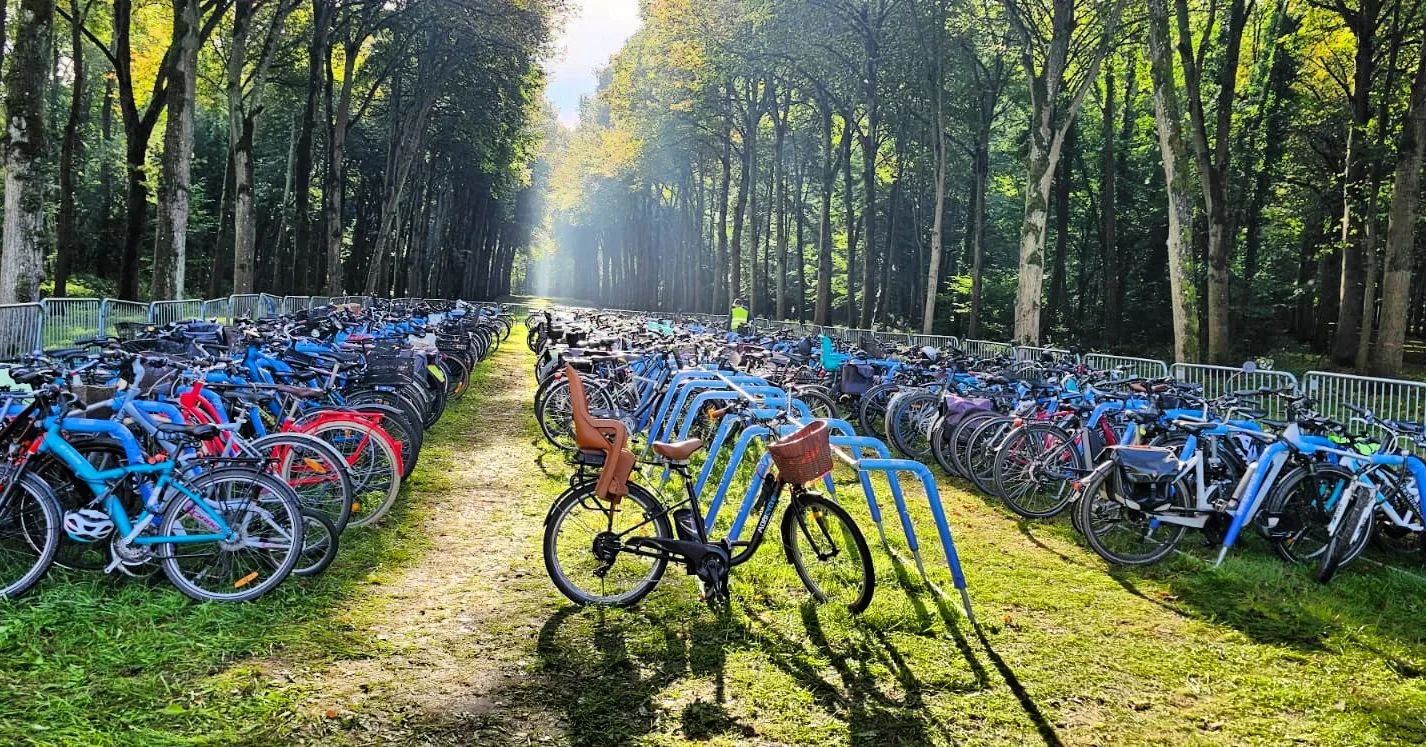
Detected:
left=1107, top=446, right=1181, bottom=510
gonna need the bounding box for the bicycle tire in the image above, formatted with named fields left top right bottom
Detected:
left=157, top=468, right=303, bottom=602
left=542, top=481, right=671, bottom=606
left=0, top=472, right=62, bottom=599
left=294, top=508, right=340, bottom=577
left=780, top=493, right=875, bottom=613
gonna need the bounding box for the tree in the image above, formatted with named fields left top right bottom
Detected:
left=0, top=0, right=54, bottom=304
left=1002, top=0, right=1126, bottom=344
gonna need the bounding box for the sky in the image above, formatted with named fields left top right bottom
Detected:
left=544, top=0, right=644, bottom=127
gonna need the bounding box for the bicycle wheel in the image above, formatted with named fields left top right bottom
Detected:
left=1260, top=464, right=1350, bottom=564
left=1074, top=466, right=1188, bottom=566
left=950, top=411, right=997, bottom=478
left=992, top=424, right=1080, bottom=518
left=294, top=509, right=340, bottom=578
left=537, top=376, right=613, bottom=451
left=343, top=403, right=421, bottom=479
left=251, top=432, right=355, bottom=533
left=1316, top=485, right=1376, bottom=584
left=857, top=383, right=899, bottom=439
left=0, top=472, right=61, bottom=599
left=780, top=492, right=875, bottom=613
left=31, top=438, right=136, bottom=571
left=965, top=417, right=1014, bottom=496
left=543, top=481, right=671, bottom=606
left=884, top=390, right=939, bottom=460
left=791, top=386, right=838, bottom=420
left=305, top=420, right=403, bottom=528
left=929, top=417, right=954, bottom=474
left=158, top=469, right=303, bottom=602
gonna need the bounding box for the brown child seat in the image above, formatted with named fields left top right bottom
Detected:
left=565, top=364, right=637, bottom=500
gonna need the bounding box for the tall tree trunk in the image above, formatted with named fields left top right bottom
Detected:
left=967, top=131, right=990, bottom=339
left=1100, top=58, right=1122, bottom=346
left=1048, top=124, right=1075, bottom=332
left=1332, top=0, right=1381, bottom=364
left=287, top=0, right=331, bottom=293
left=1371, top=36, right=1426, bottom=374
left=54, top=0, right=87, bottom=297
left=0, top=0, right=53, bottom=303
left=841, top=114, right=857, bottom=325
left=715, top=89, right=733, bottom=311
left=730, top=84, right=754, bottom=308
left=325, top=44, right=357, bottom=294
left=815, top=96, right=835, bottom=326
left=774, top=94, right=789, bottom=320
left=1147, top=0, right=1199, bottom=362
left=858, top=37, right=880, bottom=330
left=152, top=0, right=201, bottom=299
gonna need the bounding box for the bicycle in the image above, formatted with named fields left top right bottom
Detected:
left=540, top=366, right=874, bottom=612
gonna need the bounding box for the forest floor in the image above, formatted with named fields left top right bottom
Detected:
left=2, top=327, right=1426, bottom=746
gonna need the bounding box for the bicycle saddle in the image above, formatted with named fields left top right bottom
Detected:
left=652, top=438, right=703, bottom=462
left=156, top=422, right=221, bottom=441
left=273, top=384, right=324, bottom=399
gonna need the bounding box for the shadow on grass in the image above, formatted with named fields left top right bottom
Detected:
left=517, top=595, right=958, bottom=747
left=884, top=546, right=1064, bottom=746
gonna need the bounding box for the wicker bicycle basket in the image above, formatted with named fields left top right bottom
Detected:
left=768, top=420, right=833, bottom=484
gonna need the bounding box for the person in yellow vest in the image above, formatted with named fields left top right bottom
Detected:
left=730, top=298, right=750, bottom=335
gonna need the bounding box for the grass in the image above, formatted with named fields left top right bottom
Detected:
left=4, top=326, right=1426, bottom=745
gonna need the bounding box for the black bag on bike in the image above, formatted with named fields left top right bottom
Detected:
left=840, top=363, right=878, bottom=396
left=1107, top=446, right=1181, bottom=510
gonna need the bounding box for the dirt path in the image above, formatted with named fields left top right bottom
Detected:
left=277, top=337, right=572, bottom=745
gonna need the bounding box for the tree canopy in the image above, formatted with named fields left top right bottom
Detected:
left=529, top=0, right=1426, bottom=376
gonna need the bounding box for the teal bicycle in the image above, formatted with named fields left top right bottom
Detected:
left=0, top=383, right=304, bottom=602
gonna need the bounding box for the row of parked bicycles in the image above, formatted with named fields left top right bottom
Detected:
left=0, top=299, right=511, bottom=603
left=531, top=307, right=1426, bottom=601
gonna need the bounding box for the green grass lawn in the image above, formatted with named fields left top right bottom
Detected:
left=3, top=326, right=1425, bottom=745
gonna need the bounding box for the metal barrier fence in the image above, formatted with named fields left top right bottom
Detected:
left=909, top=334, right=961, bottom=351
left=0, top=304, right=42, bottom=359
left=1304, top=371, right=1426, bottom=429
left=280, top=296, right=314, bottom=314
left=103, top=299, right=149, bottom=337
left=150, top=299, right=204, bottom=326
left=40, top=297, right=104, bottom=348
left=1014, top=345, right=1075, bottom=363
left=1085, top=353, right=1170, bottom=379
left=201, top=297, right=233, bottom=323
left=230, top=294, right=276, bottom=319
left=1171, top=363, right=1300, bottom=418
left=962, top=339, right=1014, bottom=359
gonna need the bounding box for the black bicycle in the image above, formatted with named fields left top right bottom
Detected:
left=541, top=417, right=875, bottom=613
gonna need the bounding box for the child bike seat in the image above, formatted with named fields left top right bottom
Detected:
left=565, top=364, right=636, bottom=500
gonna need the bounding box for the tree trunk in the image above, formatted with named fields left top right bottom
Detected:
left=1147, top=0, right=1199, bottom=362
left=730, top=83, right=754, bottom=308
left=54, top=0, right=87, bottom=297
left=1371, top=36, right=1426, bottom=374
left=288, top=0, right=331, bottom=293
left=815, top=96, right=835, bottom=325
left=967, top=131, right=990, bottom=339
left=715, top=88, right=733, bottom=311
left=152, top=0, right=201, bottom=299
left=1100, top=58, right=1122, bottom=345
left=841, top=114, right=857, bottom=325
left=0, top=0, right=53, bottom=303
left=773, top=95, right=789, bottom=319
left=922, top=119, right=947, bottom=333
left=1048, top=124, right=1075, bottom=333
left=1333, top=0, right=1381, bottom=364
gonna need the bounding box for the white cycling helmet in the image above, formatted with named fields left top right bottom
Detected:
left=64, top=509, right=115, bottom=543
